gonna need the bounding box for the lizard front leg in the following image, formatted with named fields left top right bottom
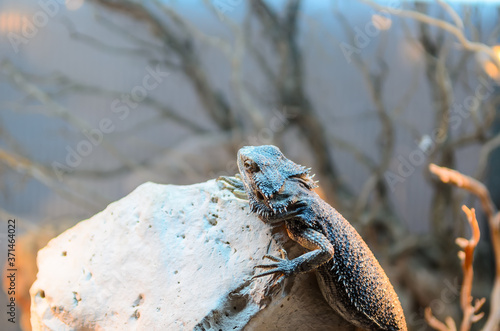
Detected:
left=217, top=175, right=248, bottom=199
left=253, top=225, right=334, bottom=283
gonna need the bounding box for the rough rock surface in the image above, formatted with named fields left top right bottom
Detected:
left=30, top=180, right=353, bottom=330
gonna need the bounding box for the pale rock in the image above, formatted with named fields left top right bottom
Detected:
left=30, top=180, right=352, bottom=330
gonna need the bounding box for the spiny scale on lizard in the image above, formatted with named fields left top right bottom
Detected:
left=220, top=145, right=407, bottom=331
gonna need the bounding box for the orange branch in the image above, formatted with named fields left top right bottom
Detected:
left=425, top=307, right=455, bottom=331
left=458, top=206, right=484, bottom=331
left=425, top=206, right=484, bottom=331
left=429, top=164, right=500, bottom=331
left=428, top=164, right=495, bottom=222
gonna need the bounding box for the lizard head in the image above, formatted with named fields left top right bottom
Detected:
left=237, top=145, right=317, bottom=217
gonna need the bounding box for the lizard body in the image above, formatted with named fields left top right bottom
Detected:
left=222, top=145, right=407, bottom=331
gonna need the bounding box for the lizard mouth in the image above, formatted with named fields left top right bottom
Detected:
left=251, top=183, right=292, bottom=217
left=255, top=190, right=265, bottom=201
left=255, top=184, right=284, bottom=202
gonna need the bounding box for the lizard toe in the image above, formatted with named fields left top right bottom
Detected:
left=262, top=254, right=283, bottom=262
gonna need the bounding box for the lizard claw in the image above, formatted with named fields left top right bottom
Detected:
left=278, top=248, right=288, bottom=259
left=252, top=268, right=287, bottom=295
left=258, top=248, right=288, bottom=263
left=252, top=249, right=294, bottom=296
left=252, top=248, right=295, bottom=280
left=217, top=175, right=248, bottom=199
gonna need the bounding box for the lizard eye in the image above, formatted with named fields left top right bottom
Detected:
left=244, top=160, right=260, bottom=173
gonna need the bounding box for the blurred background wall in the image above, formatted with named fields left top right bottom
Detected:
left=0, top=0, right=499, bottom=330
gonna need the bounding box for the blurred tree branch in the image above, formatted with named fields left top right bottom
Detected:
left=430, top=164, right=500, bottom=331
left=360, top=0, right=500, bottom=70
left=1, top=2, right=500, bottom=328
left=249, top=0, right=354, bottom=203
left=91, top=0, right=236, bottom=131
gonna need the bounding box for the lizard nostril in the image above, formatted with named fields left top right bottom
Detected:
left=244, top=160, right=260, bottom=173
left=256, top=191, right=265, bottom=201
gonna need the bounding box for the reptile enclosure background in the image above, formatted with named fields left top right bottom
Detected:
left=0, top=1, right=499, bottom=330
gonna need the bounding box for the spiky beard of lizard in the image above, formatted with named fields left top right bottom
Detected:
left=247, top=172, right=317, bottom=218
left=237, top=145, right=318, bottom=218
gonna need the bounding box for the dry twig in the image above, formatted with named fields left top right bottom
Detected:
left=429, top=164, right=500, bottom=331
left=425, top=205, right=484, bottom=331
left=425, top=309, right=457, bottom=331
left=458, top=206, right=485, bottom=331
left=359, top=0, right=500, bottom=71
left=429, top=164, right=496, bottom=223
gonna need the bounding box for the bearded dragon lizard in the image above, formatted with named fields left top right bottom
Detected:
left=219, top=145, right=407, bottom=331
